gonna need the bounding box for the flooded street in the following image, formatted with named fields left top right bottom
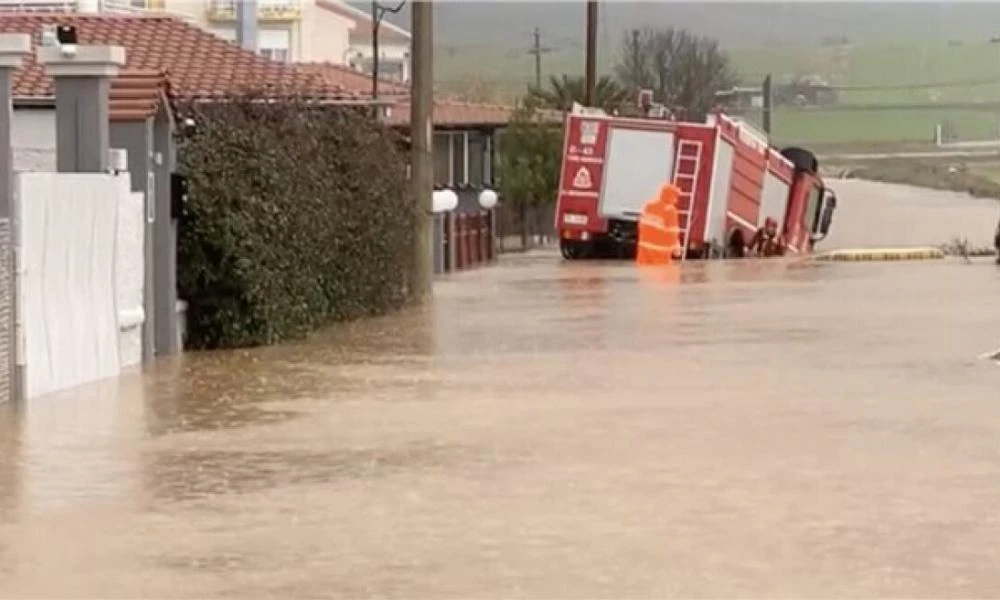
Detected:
left=1, top=180, right=1000, bottom=597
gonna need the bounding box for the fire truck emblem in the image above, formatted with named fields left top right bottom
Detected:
left=572, top=166, right=593, bottom=189
left=579, top=121, right=599, bottom=145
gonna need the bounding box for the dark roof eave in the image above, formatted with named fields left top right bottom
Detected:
left=390, top=121, right=511, bottom=130
left=13, top=96, right=55, bottom=108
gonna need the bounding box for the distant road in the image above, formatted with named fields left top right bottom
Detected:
left=739, top=101, right=1000, bottom=113
left=820, top=148, right=1000, bottom=161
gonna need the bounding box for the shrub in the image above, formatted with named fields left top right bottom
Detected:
left=175, top=92, right=414, bottom=349
left=496, top=102, right=563, bottom=247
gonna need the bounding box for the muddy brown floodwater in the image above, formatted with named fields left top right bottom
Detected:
left=1, top=180, right=1000, bottom=598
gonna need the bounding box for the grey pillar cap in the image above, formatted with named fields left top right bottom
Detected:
left=37, top=45, right=126, bottom=77
left=0, top=34, right=30, bottom=69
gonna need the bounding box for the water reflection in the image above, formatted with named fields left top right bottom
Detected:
left=142, top=442, right=466, bottom=503
left=0, top=406, right=20, bottom=524
left=0, top=181, right=998, bottom=596
left=14, top=375, right=147, bottom=516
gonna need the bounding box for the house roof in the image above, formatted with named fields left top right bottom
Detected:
left=109, top=68, right=168, bottom=122
left=317, top=0, right=411, bottom=45
left=297, top=62, right=560, bottom=129
left=297, top=61, right=409, bottom=96
left=0, top=13, right=362, bottom=102
left=386, top=99, right=562, bottom=129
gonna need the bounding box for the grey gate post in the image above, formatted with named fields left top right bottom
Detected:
left=0, top=34, right=29, bottom=406
left=37, top=45, right=125, bottom=173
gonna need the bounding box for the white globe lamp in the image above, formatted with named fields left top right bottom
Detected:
left=431, top=189, right=458, bottom=213
left=478, top=188, right=498, bottom=210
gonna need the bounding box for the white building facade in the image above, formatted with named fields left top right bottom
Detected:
left=0, top=0, right=411, bottom=81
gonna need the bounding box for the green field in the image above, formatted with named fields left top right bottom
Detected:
left=436, top=39, right=1000, bottom=148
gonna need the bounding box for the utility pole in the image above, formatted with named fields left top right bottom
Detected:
left=762, top=73, right=773, bottom=137
left=584, top=0, right=598, bottom=107
left=631, top=28, right=640, bottom=68
left=371, top=0, right=378, bottom=101
left=528, top=27, right=553, bottom=90
left=371, top=0, right=405, bottom=117
left=410, top=0, right=433, bottom=299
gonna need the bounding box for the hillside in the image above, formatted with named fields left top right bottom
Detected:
left=357, top=2, right=1000, bottom=147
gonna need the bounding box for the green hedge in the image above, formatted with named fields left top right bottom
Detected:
left=176, top=93, right=414, bottom=349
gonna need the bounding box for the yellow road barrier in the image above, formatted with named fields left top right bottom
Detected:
left=811, top=247, right=946, bottom=262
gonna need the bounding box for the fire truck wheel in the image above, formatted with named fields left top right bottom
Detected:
left=560, top=239, right=592, bottom=260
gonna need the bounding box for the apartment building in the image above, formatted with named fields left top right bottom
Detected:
left=0, top=0, right=411, bottom=81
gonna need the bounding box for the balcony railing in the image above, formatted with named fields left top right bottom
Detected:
left=0, top=0, right=196, bottom=22
left=206, top=0, right=301, bottom=22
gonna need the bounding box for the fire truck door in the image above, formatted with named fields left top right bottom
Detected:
left=706, top=139, right=735, bottom=244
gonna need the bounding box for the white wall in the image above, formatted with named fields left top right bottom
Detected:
left=299, top=2, right=352, bottom=63
left=117, top=190, right=146, bottom=368
left=13, top=109, right=56, bottom=173
left=17, top=172, right=144, bottom=399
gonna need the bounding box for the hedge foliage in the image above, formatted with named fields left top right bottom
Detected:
left=496, top=102, right=563, bottom=209
left=176, top=93, right=414, bottom=349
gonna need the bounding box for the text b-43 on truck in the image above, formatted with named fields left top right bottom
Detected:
left=554, top=103, right=837, bottom=260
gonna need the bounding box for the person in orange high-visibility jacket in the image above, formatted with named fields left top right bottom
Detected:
left=636, top=183, right=683, bottom=266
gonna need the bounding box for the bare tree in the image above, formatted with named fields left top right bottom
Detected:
left=614, top=27, right=738, bottom=120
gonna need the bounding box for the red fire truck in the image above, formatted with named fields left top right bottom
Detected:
left=554, top=103, right=837, bottom=260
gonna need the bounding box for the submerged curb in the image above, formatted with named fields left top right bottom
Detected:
left=812, top=247, right=946, bottom=262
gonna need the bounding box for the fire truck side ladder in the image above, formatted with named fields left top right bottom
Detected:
left=672, top=140, right=703, bottom=260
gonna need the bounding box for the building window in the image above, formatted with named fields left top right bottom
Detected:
left=451, top=133, right=466, bottom=185
left=433, top=133, right=451, bottom=186
left=467, top=132, right=485, bottom=186
left=258, top=28, right=291, bottom=62
left=259, top=48, right=289, bottom=62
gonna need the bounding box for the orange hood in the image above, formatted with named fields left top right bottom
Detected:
left=658, top=184, right=681, bottom=207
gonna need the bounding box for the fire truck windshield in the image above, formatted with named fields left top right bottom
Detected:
left=806, top=183, right=823, bottom=231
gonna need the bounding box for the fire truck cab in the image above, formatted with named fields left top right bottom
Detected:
left=554, top=104, right=836, bottom=260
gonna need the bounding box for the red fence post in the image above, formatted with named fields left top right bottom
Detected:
left=479, top=211, right=488, bottom=264
left=457, top=214, right=468, bottom=269
left=443, top=211, right=452, bottom=272
left=486, top=209, right=495, bottom=261
left=471, top=213, right=481, bottom=266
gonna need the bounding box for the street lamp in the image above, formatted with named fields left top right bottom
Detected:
left=432, top=188, right=458, bottom=213
left=477, top=188, right=498, bottom=210
left=371, top=0, right=405, bottom=114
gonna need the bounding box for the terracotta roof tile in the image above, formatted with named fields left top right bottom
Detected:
left=297, top=61, right=408, bottom=96
left=0, top=13, right=361, bottom=102
left=386, top=99, right=562, bottom=128
left=297, top=64, right=530, bottom=128
left=109, top=68, right=167, bottom=122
